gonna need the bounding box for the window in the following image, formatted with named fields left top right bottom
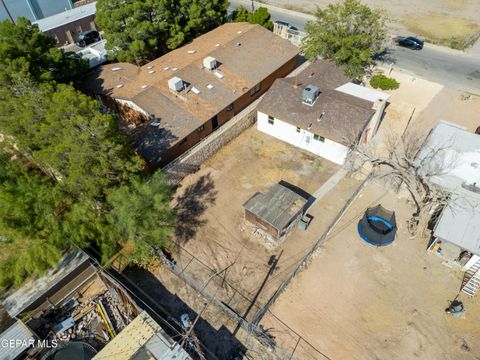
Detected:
left=268, top=116, right=274, bottom=125
left=196, top=125, right=205, bottom=132
left=250, top=83, right=261, bottom=96
left=226, top=103, right=234, bottom=112
left=296, top=127, right=301, bottom=133
left=313, top=134, right=325, bottom=142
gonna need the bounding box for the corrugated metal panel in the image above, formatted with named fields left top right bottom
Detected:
left=243, top=183, right=307, bottom=230
left=2, top=251, right=91, bottom=318
left=433, top=196, right=480, bottom=255
left=0, top=321, right=35, bottom=360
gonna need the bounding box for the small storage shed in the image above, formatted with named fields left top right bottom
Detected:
left=243, top=183, right=308, bottom=244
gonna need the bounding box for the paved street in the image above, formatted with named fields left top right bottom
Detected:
left=229, top=0, right=480, bottom=93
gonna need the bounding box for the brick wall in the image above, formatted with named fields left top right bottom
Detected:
left=162, top=98, right=261, bottom=184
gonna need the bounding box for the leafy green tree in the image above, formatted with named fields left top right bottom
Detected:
left=171, top=0, right=230, bottom=48
left=0, top=79, right=142, bottom=198
left=95, top=0, right=168, bottom=65
left=232, top=5, right=250, bottom=22
left=232, top=6, right=273, bottom=30
left=247, top=7, right=273, bottom=30
left=105, top=171, right=176, bottom=264
left=302, top=0, right=388, bottom=79
left=0, top=150, right=176, bottom=289
left=96, top=0, right=229, bottom=64
left=0, top=152, right=65, bottom=288
left=0, top=17, right=87, bottom=85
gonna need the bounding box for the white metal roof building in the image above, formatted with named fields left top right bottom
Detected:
left=0, top=321, right=36, bottom=360
left=417, top=120, right=480, bottom=195
left=419, top=121, right=480, bottom=257
left=33, top=2, right=96, bottom=32
left=433, top=196, right=480, bottom=256
left=1, top=251, right=93, bottom=318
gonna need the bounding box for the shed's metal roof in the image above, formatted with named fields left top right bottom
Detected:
left=243, top=183, right=308, bottom=231
left=433, top=196, right=480, bottom=255
left=0, top=321, right=35, bottom=360
left=1, top=251, right=90, bottom=318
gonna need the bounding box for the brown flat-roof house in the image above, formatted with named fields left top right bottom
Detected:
left=243, top=183, right=308, bottom=244
left=84, top=23, right=300, bottom=167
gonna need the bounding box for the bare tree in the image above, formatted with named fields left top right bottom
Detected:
left=347, top=130, right=455, bottom=234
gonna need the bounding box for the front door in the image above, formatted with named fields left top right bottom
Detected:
left=211, top=115, right=218, bottom=130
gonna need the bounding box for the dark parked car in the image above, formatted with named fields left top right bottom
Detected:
left=397, top=36, right=424, bottom=50
left=76, top=30, right=101, bottom=47
left=274, top=20, right=298, bottom=31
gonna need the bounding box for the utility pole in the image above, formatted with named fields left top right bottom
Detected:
left=0, top=0, right=15, bottom=24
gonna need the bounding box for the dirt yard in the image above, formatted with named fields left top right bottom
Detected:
left=263, top=183, right=480, bottom=360
left=261, top=0, right=480, bottom=48
left=166, top=127, right=366, bottom=319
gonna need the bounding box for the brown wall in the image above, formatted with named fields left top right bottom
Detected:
left=158, top=55, right=298, bottom=167
left=95, top=54, right=298, bottom=168
left=43, top=14, right=97, bottom=46
left=245, top=210, right=279, bottom=239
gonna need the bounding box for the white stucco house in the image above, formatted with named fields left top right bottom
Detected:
left=417, top=120, right=480, bottom=295
left=256, top=61, right=389, bottom=165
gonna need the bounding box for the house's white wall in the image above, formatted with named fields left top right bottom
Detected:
left=257, top=111, right=349, bottom=165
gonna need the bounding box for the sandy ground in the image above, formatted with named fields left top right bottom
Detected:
left=256, top=66, right=480, bottom=360
left=166, top=127, right=366, bottom=319
left=260, top=0, right=480, bottom=41
left=264, top=183, right=480, bottom=360
left=373, top=67, right=480, bottom=138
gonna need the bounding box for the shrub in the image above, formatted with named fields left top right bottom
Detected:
left=369, top=74, right=400, bottom=90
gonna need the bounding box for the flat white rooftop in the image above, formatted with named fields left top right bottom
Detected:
left=335, top=82, right=390, bottom=103
left=33, top=2, right=96, bottom=32
left=417, top=120, right=480, bottom=196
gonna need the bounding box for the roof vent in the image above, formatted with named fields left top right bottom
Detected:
left=203, top=56, right=217, bottom=70
left=188, top=50, right=196, bottom=54
left=215, top=43, right=220, bottom=47
left=148, top=70, right=155, bottom=74
left=172, top=67, right=178, bottom=71
left=147, top=66, right=153, bottom=69
left=317, top=112, right=325, bottom=122
left=191, top=87, right=200, bottom=94
left=206, top=84, right=214, bottom=90
left=116, top=84, right=123, bottom=88
left=163, top=66, right=169, bottom=71
left=213, top=71, right=224, bottom=79
left=168, top=76, right=184, bottom=92
left=111, top=67, right=121, bottom=71
left=237, top=31, right=242, bottom=34
left=236, top=42, right=241, bottom=46
left=141, top=85, right=148, bottom=89
left=302, top=85, right=320, bottom=106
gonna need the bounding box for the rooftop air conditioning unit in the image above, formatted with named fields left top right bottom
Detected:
left=203, top=56, right=217, bottom=70
left=168, top=76, right=184, bottom=92
left=302, top=85, right=320, bottom=105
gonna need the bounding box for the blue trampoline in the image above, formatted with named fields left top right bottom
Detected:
left=358, top=205, right=397, bottom=246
